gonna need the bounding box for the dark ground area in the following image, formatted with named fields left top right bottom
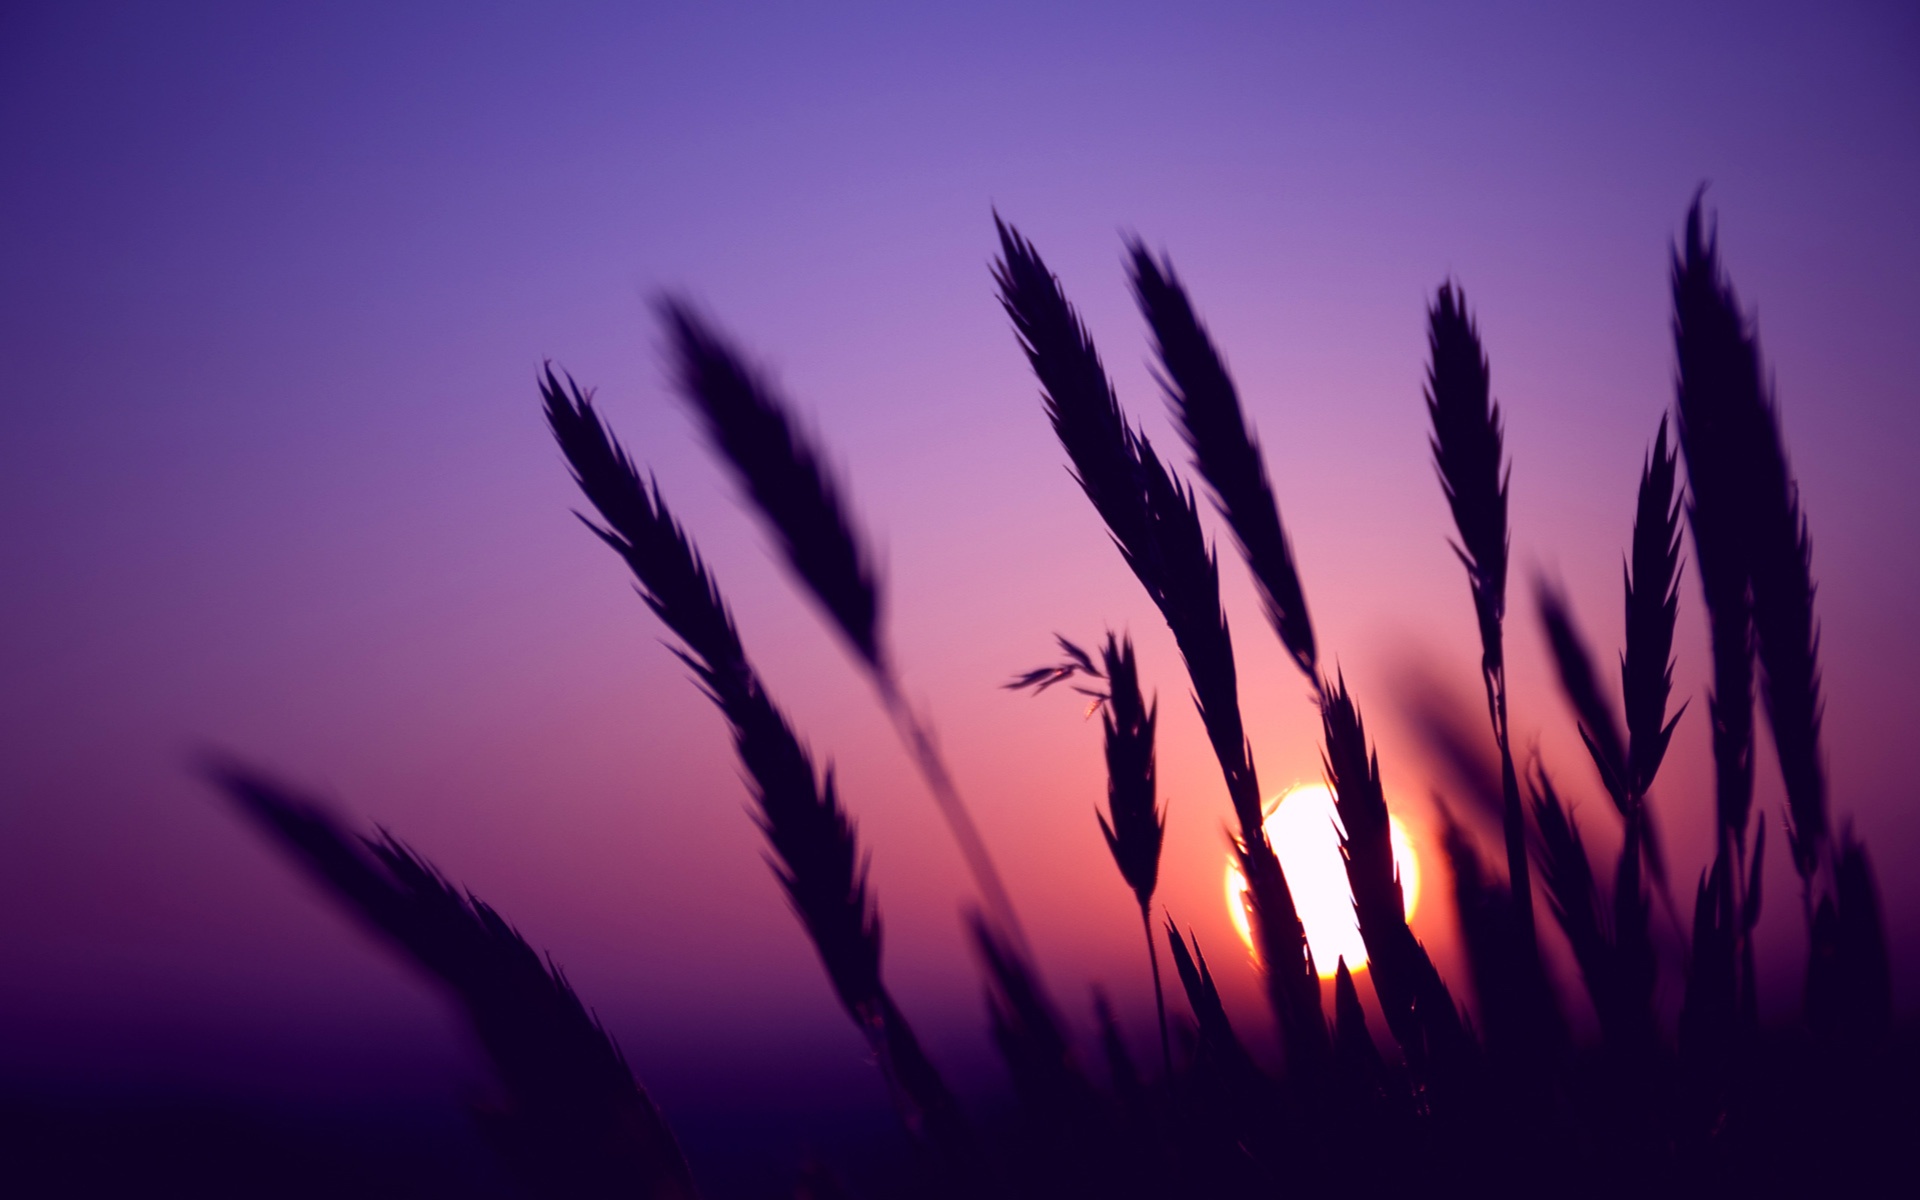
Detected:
left=0, top=1087, right=918, bottom=1198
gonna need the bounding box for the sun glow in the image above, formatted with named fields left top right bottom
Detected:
left=1224, top=783, right=1420, bottom=979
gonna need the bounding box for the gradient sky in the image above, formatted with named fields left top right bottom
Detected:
left=4, top=0, right=1917, bottom=1142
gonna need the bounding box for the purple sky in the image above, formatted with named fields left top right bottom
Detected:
left=3, top=0, right=1917, bottom=1131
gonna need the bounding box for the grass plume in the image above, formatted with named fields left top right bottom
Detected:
left=213, top=764, right=700, bottom=1200
left=660, top=300, right=882, bottom=673
left=1676, top=208, right=1829, bottom=894
left=660, top=301, right=1028, bottom=959
left=1427, top=282, right=1534, bottom=963
left=1623, top=417, right=1686, bottom=801
left=1322, top=674, right=1466, bottom=1071
left=1673, top=197, right=1842, bottom=1048
left=1128, top=240, right=1318, bottom=685
left=1672, top=199, right=1759, bottom=884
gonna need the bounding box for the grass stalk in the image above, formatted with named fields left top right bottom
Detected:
left=213, top=765, right=701, bottom=1200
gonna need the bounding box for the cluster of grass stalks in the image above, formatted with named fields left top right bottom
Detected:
left=223, top=198, right=1903, bottom=1197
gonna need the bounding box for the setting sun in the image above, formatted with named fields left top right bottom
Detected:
left=1225, top=783, right=1420, bottom=978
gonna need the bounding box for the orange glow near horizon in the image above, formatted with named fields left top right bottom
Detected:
left=1225, top=783, right=1420, bottom=978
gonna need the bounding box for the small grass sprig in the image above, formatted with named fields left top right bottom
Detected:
left=1094, top=633, right=1171, bottom=1078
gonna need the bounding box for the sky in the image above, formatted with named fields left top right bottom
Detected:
left=3, top=0, right=1917, bottom=1173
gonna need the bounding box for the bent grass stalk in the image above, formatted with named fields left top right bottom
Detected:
left=544, top=372, right=982, bottom=1184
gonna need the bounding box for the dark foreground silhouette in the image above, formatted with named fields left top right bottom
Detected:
left=75, top=199, right=1904, bottom=1199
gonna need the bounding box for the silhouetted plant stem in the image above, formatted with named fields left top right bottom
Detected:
left=873, top=672, right=1032, bottom=958
left=1490, top=676, right=1528, bottom=947
left=1141, top=904, right=1171, bottom=1081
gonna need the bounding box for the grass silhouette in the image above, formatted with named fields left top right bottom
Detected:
left=222, top=197, right=1905, bottom=1197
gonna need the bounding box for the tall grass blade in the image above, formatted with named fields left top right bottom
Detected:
left=1128, top=241, right=1318, bottom=684
left=544, top=373, right=981, bottom=1182
left=1611, top=807, right=1657, bottom=1053
left=1005, top=634, right=1101, bottom=696
left=213, top=765, right=700, bottom=1200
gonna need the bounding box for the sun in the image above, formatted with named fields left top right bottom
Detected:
left=1224, top=782, right=1420, bottom=979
